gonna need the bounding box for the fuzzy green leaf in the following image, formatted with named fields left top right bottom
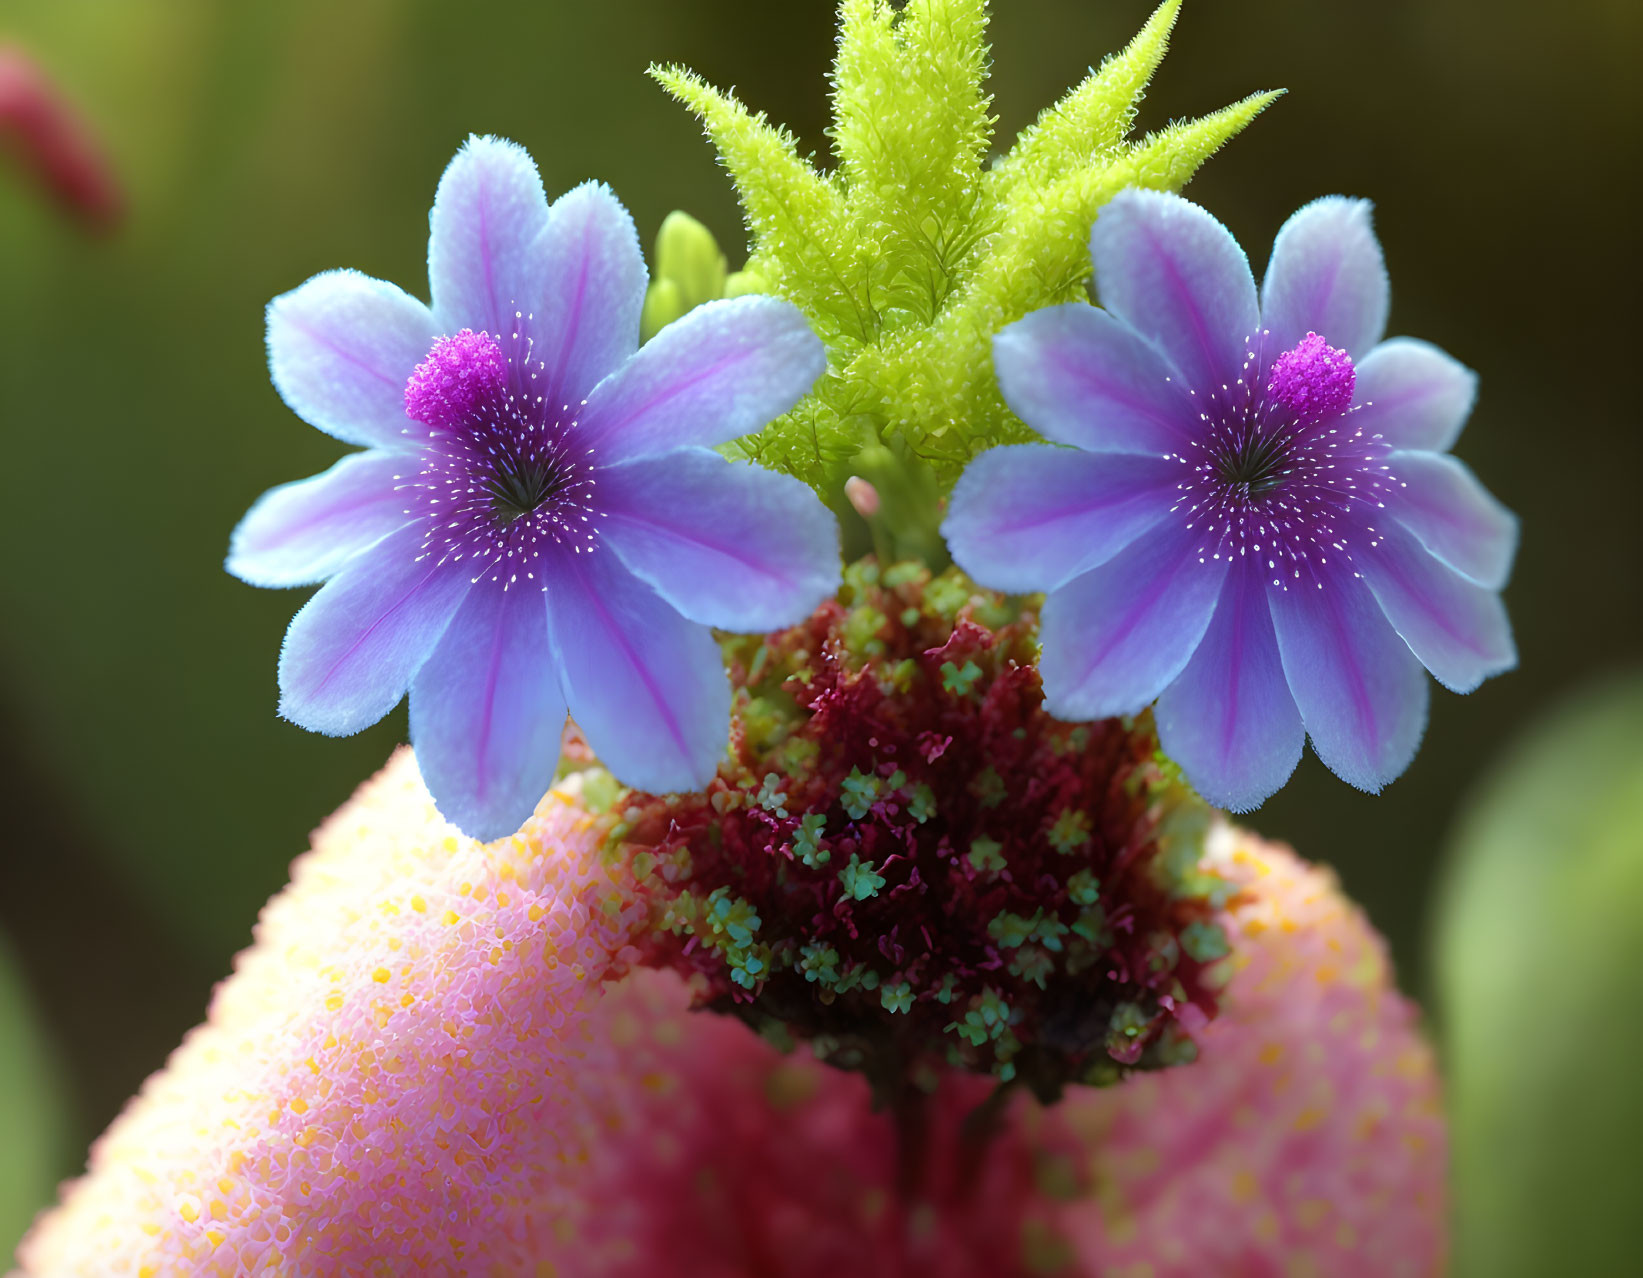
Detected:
left=998, top=0, right=1180, bottom=188
left=659, top=1, right=1277, bottom=504
left=828, top=0, right=898, bottom=185
left=831, top=1, right=994, bottom=331
left=650, top=65, right=867, bottom=346
left=1121, top=90, right=1284, bottom=193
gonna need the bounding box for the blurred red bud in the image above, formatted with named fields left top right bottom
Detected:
left=0, top=46, right=122, bottom=231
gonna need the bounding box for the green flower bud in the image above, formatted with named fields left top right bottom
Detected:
left=640, top=211, right=729, bottom=340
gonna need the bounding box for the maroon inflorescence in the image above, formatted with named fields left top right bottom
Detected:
left=615, top=562, right=1231, bottom=1103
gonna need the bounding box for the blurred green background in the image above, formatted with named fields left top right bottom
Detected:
left=0, top=0, right=1637, bottom=1265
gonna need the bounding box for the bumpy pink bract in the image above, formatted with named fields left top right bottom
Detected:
left=16, top=763, right=1445, bottom=1277
left=1055, top=824, right=1448, bottom=1275
left=16, top=749, right=645, bottom=1276
left=543, top=967, right=1058, bottom=1277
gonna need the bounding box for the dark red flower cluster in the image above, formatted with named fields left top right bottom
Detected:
left=617, top=562, right=1230, bottom=1103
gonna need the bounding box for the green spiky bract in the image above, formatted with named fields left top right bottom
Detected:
left=653, top=0, right=1278, bottom=511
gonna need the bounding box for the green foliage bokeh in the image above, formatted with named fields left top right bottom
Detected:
left=0, top=939, right=66, bottom=1260
left=1436, top=672, right=1643, bottom=1277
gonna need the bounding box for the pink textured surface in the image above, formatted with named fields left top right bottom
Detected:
left=537, top=829, right=1445, bottom=1277
left=16, top=748, right=643, bottom=1276
left=17, top=777, right=1444, bottom=1276
left=542, top=966, right=1059, bottom=1277
left=1053, top=825, right=1447, bottom=1277
left=1265, top=331, right=1356, bottom=424
left=402, top=328, right=506, bottom=429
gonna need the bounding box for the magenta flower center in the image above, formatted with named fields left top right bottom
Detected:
left=1265, top=331, right=1356, bottom=423
left=1171, top=330, right=1395, bottom=587
left=401, top=327, right=599, bottom=589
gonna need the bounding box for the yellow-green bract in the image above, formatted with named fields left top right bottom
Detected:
left=653, top=0, right=1279, bottom=496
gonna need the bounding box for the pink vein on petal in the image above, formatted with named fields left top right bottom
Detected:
left=309, top=564, right=446, bottom=698
left=284, top=317, right=405, bottom=389
left=568, top=558, right=691, bottom=769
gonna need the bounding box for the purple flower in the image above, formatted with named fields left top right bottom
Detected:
left=229, top=136, right=838, bottom=839
left=944, top=189, right=1516, bottom=810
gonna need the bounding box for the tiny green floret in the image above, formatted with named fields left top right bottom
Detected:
left=988, top=910, right=1040, bottom=949
left=1181, top=919, right=1231, bottom=963
left=836, top=962, right=881, bottom=994
left=1068, top=868, right=1102, bottom=907
left=907, top=782, right=938, bottom=824
left=839, top=853, right=887, bottom=901
left=941, top=659, right=984, bottom=696
left=1109, top=1002, right=1152, bottom=1043
left=706, top=888, right=761, bottom=947
left=1048, top=807, right=1094, bottom=855
left=799, top=942, right=842, bottom=986
left=948, top=987, right=1018, bottom=1053
left=790, top=812, right=831, bottom=867
left=968, top=836, right=1006, bottom=873
left=1010, top=946, right=1055, bottom=989
left=881, top=981, right=915, bottom=1014
left=756, top=772, right=790, bottom=817
left=841, top=767, right=880, bottom=819
left=970, top=765, right=1006, bottom=809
